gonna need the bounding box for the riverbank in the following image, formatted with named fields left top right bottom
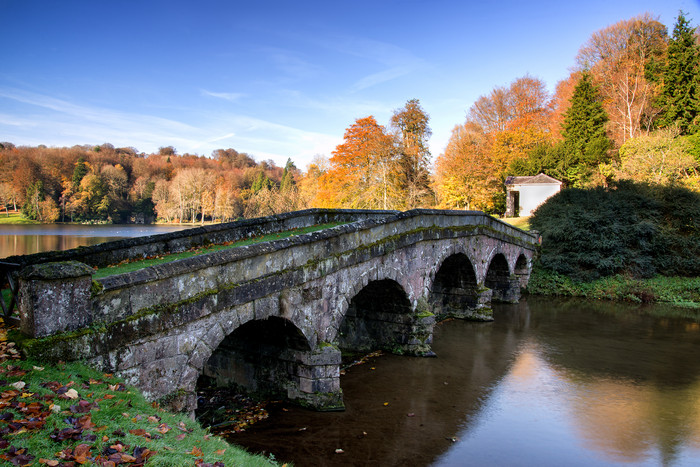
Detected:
left=0, top=321, right=277, bottom=466
left=527, top=266, right=700, bottom=310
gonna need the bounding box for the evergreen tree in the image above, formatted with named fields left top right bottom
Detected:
left=72, top=157, right=88, bottom=190
left=250, top=171, right=272, bottom=193
left=562, top=72, right=609, bottom=151
left=559, top=72, right=612, bottom=186
left=657, top=12, right=700, bottom=134
left=280, top=158, right=296, bottom=193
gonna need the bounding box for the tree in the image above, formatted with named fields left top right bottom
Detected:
left=560, top=72, right=613, bottom=185
left=434, top=123, right=499, bottom=211
left=280, top=158, right=297, bottom=194
left=656, top=12, right=700, bottom=134
left=435, top=75, right=553, bottom=212
left=390, top=99, right=433, bottom=208
left=321, top=116, right=400, bottom=209
left=577, top=14, right=668, bottom=144
left=158, top=146, right=176, bottom=156
left=22, top=180, right=45, bottom=220
left=72, top=157, right=88, bottom=189
left=562, top=72, right=610, bottom=152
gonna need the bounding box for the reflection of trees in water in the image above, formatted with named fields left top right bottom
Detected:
left=519, top=296, right=700, bottom=465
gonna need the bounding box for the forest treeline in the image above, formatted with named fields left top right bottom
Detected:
left=1, top=12, right=700, bottom=223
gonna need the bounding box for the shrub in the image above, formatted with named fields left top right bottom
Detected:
left=530, top=180, right=700, bottom=281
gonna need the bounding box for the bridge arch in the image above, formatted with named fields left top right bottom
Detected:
left=485, top=252, right=519, bottom=303
left=514, top=253, right=530, bottom=289
left=198, top=316, right=311, bottom=399
left=428, top=253, right=480, bottom=319
left=336, top=278, right=414, bottom=354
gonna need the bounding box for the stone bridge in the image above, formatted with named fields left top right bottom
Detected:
left=10, top=209, right=538, bottom=414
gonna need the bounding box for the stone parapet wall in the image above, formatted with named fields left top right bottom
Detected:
left=4, top=208, right=398, bottom=270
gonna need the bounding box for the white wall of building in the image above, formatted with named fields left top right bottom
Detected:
left=516, top=183, right=561, bottom=216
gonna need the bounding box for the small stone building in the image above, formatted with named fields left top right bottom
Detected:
left=505, top=173, right=562, bottom=217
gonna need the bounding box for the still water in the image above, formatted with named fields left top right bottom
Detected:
left=0, top=224, right=194, bottom=259
left=228, top=297, right=700, bottom=466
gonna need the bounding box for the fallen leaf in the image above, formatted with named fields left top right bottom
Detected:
left=38, top=459, right=59, bottom=466
left=33, top=366, right=44, bottom=371
left=64, top=389, right=79, bottom=399
left=215, top=449, right=226, bottom=455
left=190, top=446, right=203, bottom=456
left=335, top=448, right=344, bottom=454
left=383, top=402, right=389, bottom=406
left=156, top=423, right=171, bottom=434
left=10, top=381, right=25, bottom=390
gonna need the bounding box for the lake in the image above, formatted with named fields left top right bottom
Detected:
left=224, top=297, right=700, bottom=466
left=0, top=224, right=195, bottom=259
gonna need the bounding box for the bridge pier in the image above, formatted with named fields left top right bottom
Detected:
left=287, top=346, right=344, bottom=411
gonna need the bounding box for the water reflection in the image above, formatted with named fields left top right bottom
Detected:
left=435, top=298, right=700, bottom=467
left=228, top=297, right=700, bottom=466
left=0, top=224, right=194, bottom=258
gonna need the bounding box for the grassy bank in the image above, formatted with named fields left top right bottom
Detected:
left=500, top=216, right=530, bottom=231
left=0, top=212, right=38, bottom=225
left=0, top=324, right=277, bottom=466
left=528, top=266, right=700, bottom=309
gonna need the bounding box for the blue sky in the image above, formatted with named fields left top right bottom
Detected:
left=2, top=0, right=699, bottom=169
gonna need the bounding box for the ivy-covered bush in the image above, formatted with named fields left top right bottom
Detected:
left=530, top=181, right=700, bottom=281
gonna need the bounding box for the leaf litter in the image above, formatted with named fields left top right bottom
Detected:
left=0, top=318, right=275, bottom=466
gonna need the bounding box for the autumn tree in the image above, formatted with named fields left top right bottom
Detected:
left=435, top=75, right=552, bottom=213
left=655, top=12, right=700, bottom=134
left=390, top=99, right=433, bottom=208
left=577, top=13, right=668, bottom=144
left=320, top=116, right=400, bottom=209
left=434, top=122, right=498, bottom=210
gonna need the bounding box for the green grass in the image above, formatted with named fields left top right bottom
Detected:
left=528, top=266, right=700, bottom=310
left=0, top=358, right=277, bottom=466
left=500, top=216, right=530, bottom=231
left=0, top=211, right=38, bottom=225
left=93, top=223, right=346, bottom=279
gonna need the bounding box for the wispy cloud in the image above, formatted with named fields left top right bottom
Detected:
left=0, top=87, right=338, bottom=167
left=200, top=90, right=245, bottom=102
left=265, top=48, right=323, bottom=81
left=318, top=35, right=428, bottom=91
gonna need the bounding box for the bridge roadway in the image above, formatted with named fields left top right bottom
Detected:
left=13, top=209, right=538, bottom=414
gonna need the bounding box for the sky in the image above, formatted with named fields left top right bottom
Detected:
left=2, top=0, right=700, bottom=170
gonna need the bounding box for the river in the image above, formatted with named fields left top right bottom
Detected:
left=225, top=297, right=700, bottom=466
left=0, top=224, right=195, bottom=259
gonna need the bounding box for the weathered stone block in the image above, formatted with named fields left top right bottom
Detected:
left=18, top=261, right=94, bottom=338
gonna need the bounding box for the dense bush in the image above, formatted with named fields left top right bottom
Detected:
left=530, top=181, right=700, bottom=280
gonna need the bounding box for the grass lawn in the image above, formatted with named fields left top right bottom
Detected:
left=0, top=212, right=38, bottom=225
left=500, top=216, right=531, bottom=231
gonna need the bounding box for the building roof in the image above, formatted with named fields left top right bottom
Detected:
left=505, top=173, right=562, bottom=186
